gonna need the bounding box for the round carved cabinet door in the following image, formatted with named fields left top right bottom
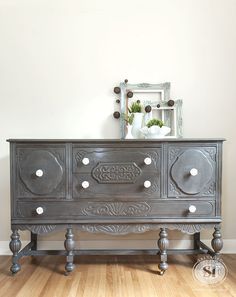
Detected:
left=19, top=150, right=63, bottom=195
left=170, top=149, right=213, bottom=195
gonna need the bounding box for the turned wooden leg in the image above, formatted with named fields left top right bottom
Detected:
left=211, top=225, right=223, bottom=260
left=9, top=229, right=22, bottom=274
left=31, top=232, right=37, bottom=251
left=194, top=232, right=200, bottom=250
left=64, top=227, right=75, bottom=274
left=158, top=228, right=169, bottom=275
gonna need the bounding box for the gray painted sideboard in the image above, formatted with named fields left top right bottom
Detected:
left=7, top=139, right=224, bottom=275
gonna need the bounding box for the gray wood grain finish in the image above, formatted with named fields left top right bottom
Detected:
left=73, top=147, right=160, bottom=173
left=8, top=139, right=224, bottom=274
left=14, top=223, right=215, bottom=235
left=19, top=150, right=64, bottom=195
left=168, top=146, right=217, bottom=197
left=16, top=146, right=66, bottom=199
left=170, top=149, right=213, bottom=195
left=15, top=200, right=215, bottom=219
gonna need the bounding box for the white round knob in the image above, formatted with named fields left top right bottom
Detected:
left=144, top=157, right=152, bottom=165
left=35, top=169, right=43, bottom=177
left=144, top=180, right=151, bottom=188
left=82, top=181, right=89, bottom=189
left=82, top=157, right=90, bottom=165
left=189, top=205, right=197, bottom=213
left=36, top=207, right=44, bottom=215
left=190, top=168, right=198, bottom=176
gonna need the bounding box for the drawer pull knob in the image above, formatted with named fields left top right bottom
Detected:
left=35, top=169, right=43, bottom=177
left=189, top=205, right=197, bottom=213
left=144, top=157, right=152, bottom=165
left=82, top=181, right=90, bottom=189
left=190, top=168, right=198, bottom=176
left=82, top=157, right=90, bottom=165
left=144, top=180, right=151, bottom=188
left=36, top=207, right=44, bottom=215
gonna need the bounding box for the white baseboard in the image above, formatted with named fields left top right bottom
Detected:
left=1, top=239, right=235, bottom=255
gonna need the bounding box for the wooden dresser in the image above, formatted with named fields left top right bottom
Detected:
left=8, top=139, right=224, bottom=275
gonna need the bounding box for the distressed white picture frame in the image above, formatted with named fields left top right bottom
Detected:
left=117, top=81, right=183, bottom=139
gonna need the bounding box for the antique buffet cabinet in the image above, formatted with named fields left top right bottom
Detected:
left=8, top=139, right=224, bottom=275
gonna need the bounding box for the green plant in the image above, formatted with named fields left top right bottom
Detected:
left=146, top=118, right=164, bottom=128
left=122, top=113, right=134, bottom=125
left=128, top=101, right=142, bottom=113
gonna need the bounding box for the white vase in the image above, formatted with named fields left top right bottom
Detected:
left=125, top=124, right=133, bottom=139
left=131, top=113, right=144, bottom=138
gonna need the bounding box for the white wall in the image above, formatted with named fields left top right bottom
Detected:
left=0, top=0, right=236, bottom=248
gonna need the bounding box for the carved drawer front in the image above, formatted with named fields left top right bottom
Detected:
left=168, top=146, right=217, bottom=198
left=72, top=147, right=161, bottom=199
left=16, top=147, right=66, bottom=198
left=73, top=147, right=160, bottom=174
left=15, top=200, right=215, bottom=219
left=73, top=172, right=160, bottom=199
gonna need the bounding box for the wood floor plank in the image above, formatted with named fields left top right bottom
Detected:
left=0, top=255, right=235, bottom=297
left=111, top=258, right=122, bottom=297
left=15, top=257, right=55, bottom=297
left=0, top=257, right=39, bottom=297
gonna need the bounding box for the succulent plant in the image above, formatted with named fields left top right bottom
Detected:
left=146, top=118, right=164, bottom=128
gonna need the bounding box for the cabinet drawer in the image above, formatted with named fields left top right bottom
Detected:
left=73, top=172, right=160, bottom=199
left=15, top=200, right=215, bottom=219
left=73, top=147, right=160, bottom=174
left=72, top=147, right=161, bottom=199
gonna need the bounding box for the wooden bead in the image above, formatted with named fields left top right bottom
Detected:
left=114, top=87, right=121, bottom=94
left=158, top=229, right=169, bottom=251
left=211, top=226, right=223, bottom=255
left=145, top=105, right=152, bottom=113
left=113, top=111, right=120, bottom=119
left=64, top=228, right=75, bottom=252
left=167, top=100, right=175, bottom=107
left=127, top=91, right=133, bottom=98
left=10, top=230, right=21, bottom=256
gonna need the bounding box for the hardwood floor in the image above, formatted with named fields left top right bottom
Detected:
left=0, top=254, right=235, bottom=297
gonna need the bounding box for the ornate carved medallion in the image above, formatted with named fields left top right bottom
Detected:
left=92, top=162, right=142, bottom=184
left=19, top=150, right=64, bottom=195
left=170, top=149, right=214, bottom=195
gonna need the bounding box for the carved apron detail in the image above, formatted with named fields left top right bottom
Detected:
left=81, top=202, right=151, bottom=216
left=13, top=223, right=215, bottom=235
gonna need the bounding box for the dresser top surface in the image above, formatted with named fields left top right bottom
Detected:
left=7, top=138, right=225, bottom=143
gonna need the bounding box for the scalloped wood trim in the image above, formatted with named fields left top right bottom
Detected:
left=13, top=223, right=214, bottom=235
